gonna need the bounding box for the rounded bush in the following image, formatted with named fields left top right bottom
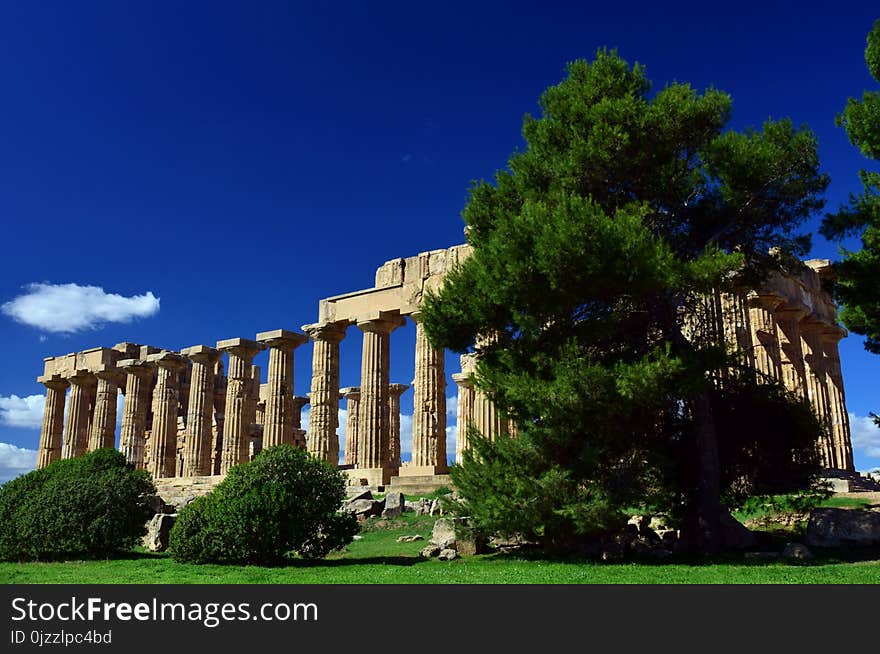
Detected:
left=0, top=448, right=155, bottom=561
left=168, top=444, right=358, bottom=564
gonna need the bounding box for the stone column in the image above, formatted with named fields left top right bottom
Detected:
left=303, top=322, right=346, bottom=464
left=180, top=345, right=220, bottom=477
left=36, top=375, right=68, bottom=468
left=256, top=329, right=308, bottom=449
left=773, top=304, right=809, bottom=398
left=800, top=320, right=835, bottom=467
left=387, top=383, right=409, bottom=469
left=747, top=293, right=783, bottom=381
left=248, top=365, right=262, bottom=460
left=292, top=396, right=309, bottom=429
left=355, top=313, right=404, bottom=485
left=88, top=368, right=124, bottom=452
left=822, top=327, right=854, bottom=472
left=721, top=292, right=753, bottom=354
left=452, top=373, right=474, bottom=464
left=117, top=360, right=154, bottom=468
left=62, top=370, right=96, bottom=460
left=217, top=338, right=262, bottom=474
left=408, top=315, right=448, bottom=475
left=472, top=386, right=504, bottom=443
left=146, top=351, right=186, bottom=478
left=340, top=387, right=360, bottom=466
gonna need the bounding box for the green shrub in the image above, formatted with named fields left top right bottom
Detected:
left=168, top=444, right=358, bottom=564
left=0, top=448, right=155, bottom=561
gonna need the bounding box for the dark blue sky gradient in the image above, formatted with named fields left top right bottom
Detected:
left=1, top=2, right=878, bottom=468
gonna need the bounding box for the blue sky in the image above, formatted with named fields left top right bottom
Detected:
left=0, top=1, right=878, bottom=480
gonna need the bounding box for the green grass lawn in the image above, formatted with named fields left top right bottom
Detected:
left=2, top=512, right=879, bottom=584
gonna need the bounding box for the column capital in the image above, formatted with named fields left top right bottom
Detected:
left=292, top=395, right=310, bottom=410
left=180, top=345, right=221, bottom=365
left=340, top=386, right=360, bottom=400
left=66, top=368, right=97, bottom=385
left=117, top=357, right=157, bottom=375
left=256, top=329, right=308, bottom=350
left=747, top=292, right=784, bottom=311
left=774, top=302, right=809, bottom=322
left=93, top=368, right=125, bottom=385
left=799, top=318, right=827, bottom=334
left=302, top=322, right=347, bottom=343
left=355, top=311, right=406, bottom=333
left=37, top=373, right=69, bottom=390
left=821, top=324, right=847, bottom=343
left=388, top=383, right=410, bottom=397
left=216, top=337, right=263, bottom=360
left=146, top=350, right=187, bottom=370
left=452, top=372, right=473, bottom=388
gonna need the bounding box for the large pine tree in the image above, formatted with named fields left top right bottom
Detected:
left=422, top=50, right=828, bottom=552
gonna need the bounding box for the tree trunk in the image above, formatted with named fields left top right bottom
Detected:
left=689, top=385, right=722, bottom=553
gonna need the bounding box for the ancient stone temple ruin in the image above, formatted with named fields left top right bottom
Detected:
left=33, top=243, right=856, bottom=498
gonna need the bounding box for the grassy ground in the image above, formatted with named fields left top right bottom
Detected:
left=3, top=511, right=879, bottom=584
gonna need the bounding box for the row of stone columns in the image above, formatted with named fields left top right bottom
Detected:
left=723, top=292, right=854, bottom=471
left=303, top=310, right=449, bottom=485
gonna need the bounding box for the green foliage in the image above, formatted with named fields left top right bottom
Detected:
left=168, top=445, right=358, bottom=565
left=821, top=20, right=880, bottom=354
left=0, top=448, right=155, bottom=561
left=423, top=49, right=828, bottom=551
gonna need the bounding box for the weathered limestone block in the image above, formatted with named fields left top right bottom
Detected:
left=805, top=508, right=880, bottom=547
left=143, top=513, right=176, bottom=552
left=382, top=491, right=405, bottom=518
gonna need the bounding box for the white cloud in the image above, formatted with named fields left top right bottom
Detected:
left=0, top=442, right=37, bottom=483
left=0, top=394, right=45, bottom=429
left=2, top=282, right=160, bottom=333
left=850, top=413, right=880, bottom=459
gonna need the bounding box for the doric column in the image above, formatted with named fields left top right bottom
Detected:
left=452, top=374, right=473, bottom=464
left=291, top=396, right=309, bottom=429
left=117, top=359, right=154, bottom=468
left=800, top=320, right=835, bottom=467
left=472, top=386, right=504, bottom=443
left=145, top=351, right=186, bottom=478
left=62, top=370, right=96, bottom=460
left=408, top=314, right=448, bottom=475
left=88, top=368, right=124, bottom=452
left=180, top=345, right=220, bottom=477
left=773, top=304, right=809, bottom=398
left=217, top=338, right=262, bottom=474
left=721, top=292, right=753, bottom=354
left=340, top=387, right=360, bottom=466
left=303, top=322, right=346, bottom=464
left=36, top=375, right=68, bottom=468
left=256, top=329, right=308, bottom=449
left=747, top=293, right=783, bottom=381
left=822, top=327, right=854, bottom=471
left=387, top=383, right=410, bottom=469
left=356, top=312, right=405, bottom=485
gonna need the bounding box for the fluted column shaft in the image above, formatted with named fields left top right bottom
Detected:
left=452, top=373, right=474, bottom=464
left=774, top=307, right=808, bottom=398
left=181, top=347, right=219, bottom=476
left=304, top=323, right=346, bottom=463
left=37, top=378, right=68, bottom=468
left=822, top=329, right=853, bottom=471
left=62, top=372, right=96, bottom=460
left=411, top=318, right=447, bottom=471
left=291, top=396, right=309, bottom=430
left=218, top=340, right=261, bottom=474
left=147, top=353, right=185, bottom=478
left=721, top=292, right=754, bottom=353
left=356, top=316, right=402, bottom=470
left=257, top=330, right=307, bottom=449
left=801, top=321, right=835, bottom=467
left=748, top=294, right=783, bottom=381
left=388, top=383, right=409, bottom=469
left=88, top=371, right=123, bottom=452
left=341, top=387, right=360, bottom=466
left=119, top=364, right=153, bottom=468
